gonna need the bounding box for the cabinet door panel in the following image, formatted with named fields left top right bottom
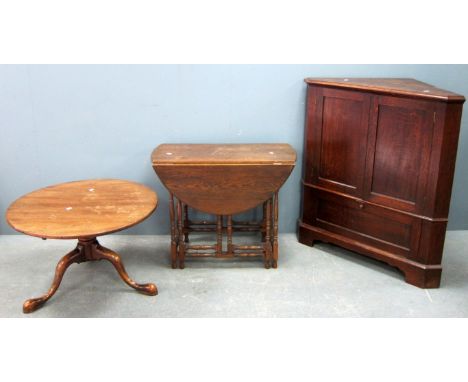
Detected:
left=364, top=96, right=434, bottom=213
left=311, top=88, right=370, bottom=196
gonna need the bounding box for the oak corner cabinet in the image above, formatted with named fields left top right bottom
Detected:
left=298, top=78, right=465, bottom=288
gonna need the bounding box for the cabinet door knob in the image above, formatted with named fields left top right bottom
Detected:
left=357, top=201, right=364, bottom=209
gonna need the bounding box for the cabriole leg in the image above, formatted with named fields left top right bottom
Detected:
left=23, top=247, right=85, bottom=313
left=23, top=238, right=158, bottom=314
left=95, top=243, right=158, bottom=295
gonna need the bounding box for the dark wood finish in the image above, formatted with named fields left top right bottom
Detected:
left=6, top=179, right=158, bottom=313
left=169, top=193, right=178, bottom=269
left=172, top=197, right=274, bottom=267
left=216, top=215, right=223, bottom=254
left=261, top=201, right=267, bottom=242
left=177, top=199, right=185, bottom=269
left=264, top=198, right=272, bottom=269
left=183, top=204, right=189, bottom=243
left=227, top=214, right=233, bottom=254
left=363, top=96, right=434, bottom=213
left=272, top=191, right=279, bottom=268
left=152, top=144, right=296, bottom=268
left=299, top=78, right=465, bottom=288
left=308, top=88, right=371, bottom=196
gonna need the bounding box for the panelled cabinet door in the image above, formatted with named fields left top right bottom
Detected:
left=363, top=96, right=435, bottom=214
left=305, top=87, right=371, bottom=197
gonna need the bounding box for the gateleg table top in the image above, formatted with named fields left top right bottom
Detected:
left=151, top=143, right=296, bottom=215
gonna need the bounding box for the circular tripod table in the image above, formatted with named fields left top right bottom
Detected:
left=6, top=179, right=158, bottom=313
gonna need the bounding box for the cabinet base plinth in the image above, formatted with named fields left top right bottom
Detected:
left=298, top=221, right=442, bottom=289
left=402, top=266, right=441, bottom=288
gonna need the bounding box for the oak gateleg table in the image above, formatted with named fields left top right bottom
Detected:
left=6, top=179, right=158, bottom=313
left=151, top=144, right=296, bottom=269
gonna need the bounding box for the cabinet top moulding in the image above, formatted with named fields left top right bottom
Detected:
left=304, top=78, right=465, bottom=103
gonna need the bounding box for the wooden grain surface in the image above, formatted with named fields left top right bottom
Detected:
left=155, top=164, right=294, bottom=215
left=151, top=144, right=296, bottom=165
left=152, top=144, right=296, bottom=215
left=304, top=78, right=465, bottom=102
left=6, top=179, right=158, bottom=239
left=300, top=78, right=465, bottom=288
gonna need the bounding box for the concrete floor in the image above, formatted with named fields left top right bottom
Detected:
left=0, top=231, right=467, bottom=317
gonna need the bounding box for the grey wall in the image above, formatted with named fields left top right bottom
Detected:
left=1, top=65, right=467, bottom=235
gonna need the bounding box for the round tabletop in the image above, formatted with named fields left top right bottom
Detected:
left=6, top=179, right=158, bottom=239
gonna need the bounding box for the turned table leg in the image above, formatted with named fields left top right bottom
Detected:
left=183, top=204, right=190, bottom=243
left=264, top=198, right=272, bottom=269
left=272, top=191, right=279, bottom=269
left=227, top=215, right=233, bottom=255
left=261, top=201, right=267, bottom=242
left=23, top=238, right=157, bottom=314
left=177, top=199, right=185, bottom=269
left=169, top=193, right=178, bottom=269
left=216, top=215, right=223, bottom=256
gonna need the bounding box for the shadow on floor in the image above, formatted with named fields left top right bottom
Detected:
left=312, top=241, right=406, bottom=282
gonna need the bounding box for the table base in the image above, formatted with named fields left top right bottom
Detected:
left=169, top=192, right=279, bottom=269
left=23, top=238, right=158, bottom=313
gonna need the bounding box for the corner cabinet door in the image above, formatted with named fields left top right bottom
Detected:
left=363, top=96, right=435, bottom=214
left=304, top=87, right=371, bottom=197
